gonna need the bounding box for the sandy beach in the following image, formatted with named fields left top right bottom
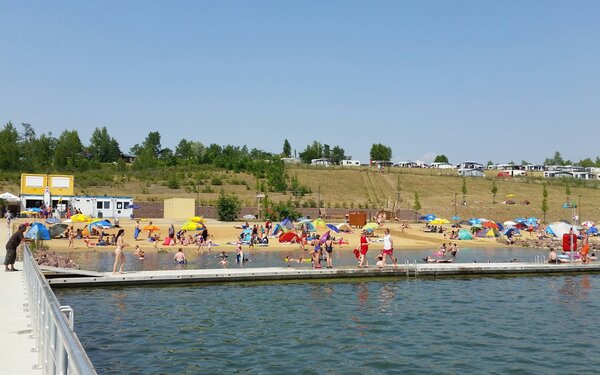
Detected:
left=12, top=217, right=508, bottom=255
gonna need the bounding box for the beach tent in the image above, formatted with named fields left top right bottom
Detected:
left=281, top=218, right=294, bottom=230
left=298, top=219, right=316, bottom=232
left=475, top=228, right=496, bottom=238
left=26, top=222, right=51, bottom=241
left=503, top=227, right=520, bottom=237
left=503, top=221, right=517, bottom=227
left=278, top=232, right=300, bottom=243
left=458, top=220, right=472, bottom=226
left=336, top=223, right=352, bottom=233
left=49, top=224, right=68, bottom=238
left=313, top=218, right=327, bottom=229
left=547, top=222, right=582, bottom=238
left=271, top=223, right=282, bottom=236
left=239, top=229, right=252, bottom=242
left=457, top=229, right=473, bottom=240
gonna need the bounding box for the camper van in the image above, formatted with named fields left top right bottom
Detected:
left=497, top=164, right=527, bottom=177
left=341, top=160, right=361, bottom=166
left=457, top=161, right=485, bottom=177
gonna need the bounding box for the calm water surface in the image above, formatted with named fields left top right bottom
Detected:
left=56, top=273, right=600, bottom=374
left=61, top=246, right=548, bottom=272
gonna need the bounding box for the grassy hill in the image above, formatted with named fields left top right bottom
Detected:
left=1, top=166, right=598, bottom=223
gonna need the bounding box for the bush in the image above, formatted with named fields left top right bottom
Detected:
left=167, top=175, right=180, bottom=189
left=216, top=190, right=241, bottom=221
left=211, top=177, right=223, bottom=186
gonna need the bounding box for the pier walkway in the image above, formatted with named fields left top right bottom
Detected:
left=47, top=261, right=600, bottom=288
left=0, top=227, right=38, bottom=374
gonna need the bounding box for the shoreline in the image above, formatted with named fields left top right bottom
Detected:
left=12, top=218, right=544, bottom=254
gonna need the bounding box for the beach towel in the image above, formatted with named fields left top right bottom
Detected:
left=163, top=237, right=173, bottom=246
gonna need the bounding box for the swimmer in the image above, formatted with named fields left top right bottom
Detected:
left=174, top=248, right=187, bottom=265
left=134, top=245, right=144, bottom=259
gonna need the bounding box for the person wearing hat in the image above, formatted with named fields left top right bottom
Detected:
left=4, top=224, right=29, bottom=271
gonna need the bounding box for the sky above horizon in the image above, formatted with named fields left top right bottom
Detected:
left=1, top=1, right=599, bottom=165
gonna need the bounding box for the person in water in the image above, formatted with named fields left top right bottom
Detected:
left=134, top=245, right=144, bottom=259
left=174, top=248, right=187, bottom=265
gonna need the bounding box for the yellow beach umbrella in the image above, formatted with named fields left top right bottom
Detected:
left=181, top=221, right=205, bottom=231
left=190, top=216, right=205, bottom=223
left=430, top=218, right=450, bottom=225
left=71, top=214, right=91, bottom=222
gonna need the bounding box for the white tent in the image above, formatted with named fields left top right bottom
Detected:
left=547, top=222, right=583, bottom=238
left=0, top=192, right=20, bottom=203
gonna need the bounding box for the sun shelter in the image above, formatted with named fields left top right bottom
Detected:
left=271, top=223, right=283, bottom=236
left=281, top=218, right=294, bottom=230
left=279, top=232, right=300, bottom=243
left=336, top=223, right=352, bottom=233
left=26, top=222, right=51, bottom=240
left=547, top=222, right=582, bottom=238
left=49, top=224, right=68, bottom=238
left=312, top=218, right=327, bottom=229
left=457, top=229, right=473, bottom=240
left=298, top=219, right=316, bottom=233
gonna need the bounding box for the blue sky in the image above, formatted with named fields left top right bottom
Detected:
left=1, top=1, right=599, bottom=165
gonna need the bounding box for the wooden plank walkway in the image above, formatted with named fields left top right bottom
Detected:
left=47, top=262, right=600, bottom=288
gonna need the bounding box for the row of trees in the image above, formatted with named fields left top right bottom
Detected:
left=4, top=122, right=600, bottom=177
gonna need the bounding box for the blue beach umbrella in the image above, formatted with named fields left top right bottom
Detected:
left=451, top=216, right=460, bottom=221
left=326, top=223, right=340, bottom=233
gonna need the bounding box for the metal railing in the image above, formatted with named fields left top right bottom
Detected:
left=23, top=245, right=97, bottom=375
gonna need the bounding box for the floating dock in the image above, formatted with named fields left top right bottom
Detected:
left=46, top=262, right=600, bottom=288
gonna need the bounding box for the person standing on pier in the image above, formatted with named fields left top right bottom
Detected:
left=382, top=228, right=398, bottom=268
left=4, top=224, right=28, bottom=271
left=112, top=229, right=128, bottom=274
left=358, top=230, right=369, bottom=268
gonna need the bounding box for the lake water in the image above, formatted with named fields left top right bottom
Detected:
left=52, top=247, right=600, bottom=374
left=61, top=246, right=550, bottom=272
left=56, top=274, right=600, bottom=374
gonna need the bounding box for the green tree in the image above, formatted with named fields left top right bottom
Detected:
left=330, top=146, right=347, bottom=165
left=0, top=122, right=20, bottom=171
left=544, top=151, right=565, bottom=166
left=413, top=192, right=421, bottom=220
left=89, top=126, right=121, bottom=162
left=299, top=141, right=323, bottom=164
left=175, top=139, right=195, bottom=161
left=132, top=131, right=162, bottom=169
left=491, top=180, right=498, bottom=204
left=433, top=154, right=449, bottom=163
left=282, top=139, right=292, bottom=157
left=54, top=130, right=84, bottom=170
left=565, top=181, right=571, bottom=205
left=322, top=144, right=331, bottom=160
left=462, top=178, right=468, bottom=204
left=542, top=183, right=548, bottom=223
left=579, top=158, right=595, bottom=168
left=266, top=158, right=288, bottom=192
left=216, top=189, right=241, bottom=221
left=369, top=143, right=392, bottom=161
